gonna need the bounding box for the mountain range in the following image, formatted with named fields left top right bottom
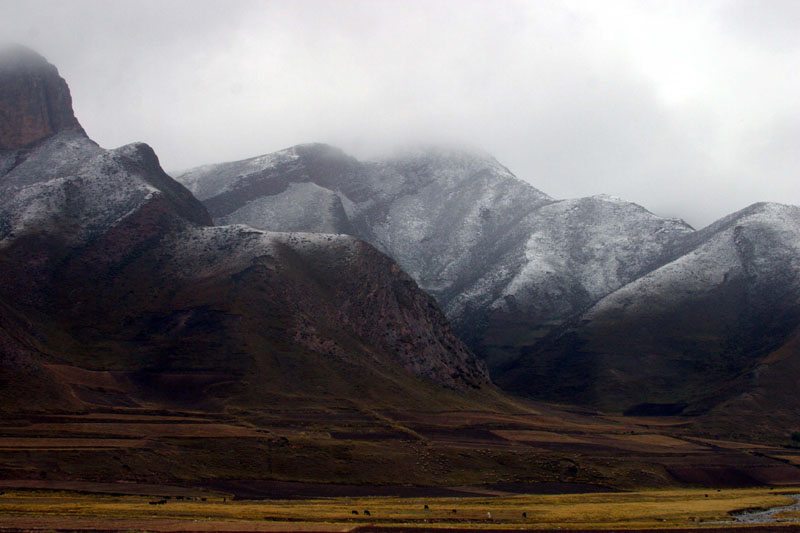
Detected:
left=2, top=43, right=800, bottom=452
left=178, top=137, right=800, bottom=428
left=0, top=46, right=489, bottom=420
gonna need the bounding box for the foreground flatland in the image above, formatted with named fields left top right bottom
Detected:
left=1, top=486, right=800, bottom=531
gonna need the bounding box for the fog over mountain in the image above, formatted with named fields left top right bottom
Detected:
left=178, top=140, right=800, bottom=425
left=2, top=0, right=799, bottom=228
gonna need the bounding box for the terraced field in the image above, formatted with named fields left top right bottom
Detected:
left=3, top=398, right=800, bottom=494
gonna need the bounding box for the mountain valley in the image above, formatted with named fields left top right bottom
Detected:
left=1, top=45, right=800, bottom=501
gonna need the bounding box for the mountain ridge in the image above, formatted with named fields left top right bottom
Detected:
left=176, top=144, right=694, bottom=368
left=179, top=143, right=800, bottom=427
left=4, top=45, right=800, bottom=438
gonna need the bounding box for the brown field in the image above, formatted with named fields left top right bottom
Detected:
left=491, top=430, right=587, bottom=444
left=579, top=434, right=710, bottom=454
left=31, top=413, right=220, bottom=422
left=3, top=399, right=800, bottom=531
left=11, top=421, right=263, bottom=438
left=602, top=416, right=694, bottom=428
left=690, top=438, right=775, bottom=451
left=604, top=434, right=702, bottom=448
left=0, top=437, right=145, bottom=450
left=4, top=387, right=800, bottom=521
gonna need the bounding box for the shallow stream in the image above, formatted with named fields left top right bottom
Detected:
left=730, top=493, right=800, bottom=524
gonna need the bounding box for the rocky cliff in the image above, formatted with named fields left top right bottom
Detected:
left=0, top=46, right=84, bottom=150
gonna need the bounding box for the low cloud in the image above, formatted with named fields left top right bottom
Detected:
left=1, top=0, right=798, bottom=228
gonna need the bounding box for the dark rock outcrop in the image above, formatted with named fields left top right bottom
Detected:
left=0, top=46, right=84, bottom=150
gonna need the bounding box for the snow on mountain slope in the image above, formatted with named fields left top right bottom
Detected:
left=177, top=146, right=693, bottom=378
left=180, top=143, right=363, bottom=231
left=587, top=202, right=800, bottom=319
left=181, top=141, right=800, bottom=422
left=448, top=195, right=693, bottom=319
left=0, top=131, right=210, bottom=248
left=177, top=146, right=555, bottom=298
left=501, top=201, right=800, bottom=414
left=446, top=194, right=694, bottom=371
left=178, top=147, right=302, bottom=201
left=358, top=149, right=553, bottom=295
left=217, top=182, right=353, bottom=234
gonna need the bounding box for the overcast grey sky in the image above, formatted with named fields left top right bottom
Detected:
left=2, top=0, right=799, bottom=228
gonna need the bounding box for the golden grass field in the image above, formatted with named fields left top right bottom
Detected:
left=0, top=486, right=798, bottom=531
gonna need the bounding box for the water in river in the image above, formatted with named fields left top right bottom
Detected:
left=730, top=493, right=800, bottom=524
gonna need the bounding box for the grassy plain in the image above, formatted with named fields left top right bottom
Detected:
left=0, top=487, right=797, bottom=531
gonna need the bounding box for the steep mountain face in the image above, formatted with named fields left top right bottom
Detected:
left=449, top=194, right=694, bottom=372
left=178, top=146, right=694, bottom=378
left=180, top=144, right=361, bottom=235
left=0, top=49, right=488, bottom=415
left=506, top=202, right=800, bottom=414
left=0, top=46, right=84, bottom=150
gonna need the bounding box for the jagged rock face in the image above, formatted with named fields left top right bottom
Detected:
left=28, top=222, right=488, bottom=403
left=0, top=46, right=84, bottom=150
left=177, top=146, right=693, bottom=378
left=0, top=51, right=488, bottom=412
left=140, top=228, right=489, bottom=390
